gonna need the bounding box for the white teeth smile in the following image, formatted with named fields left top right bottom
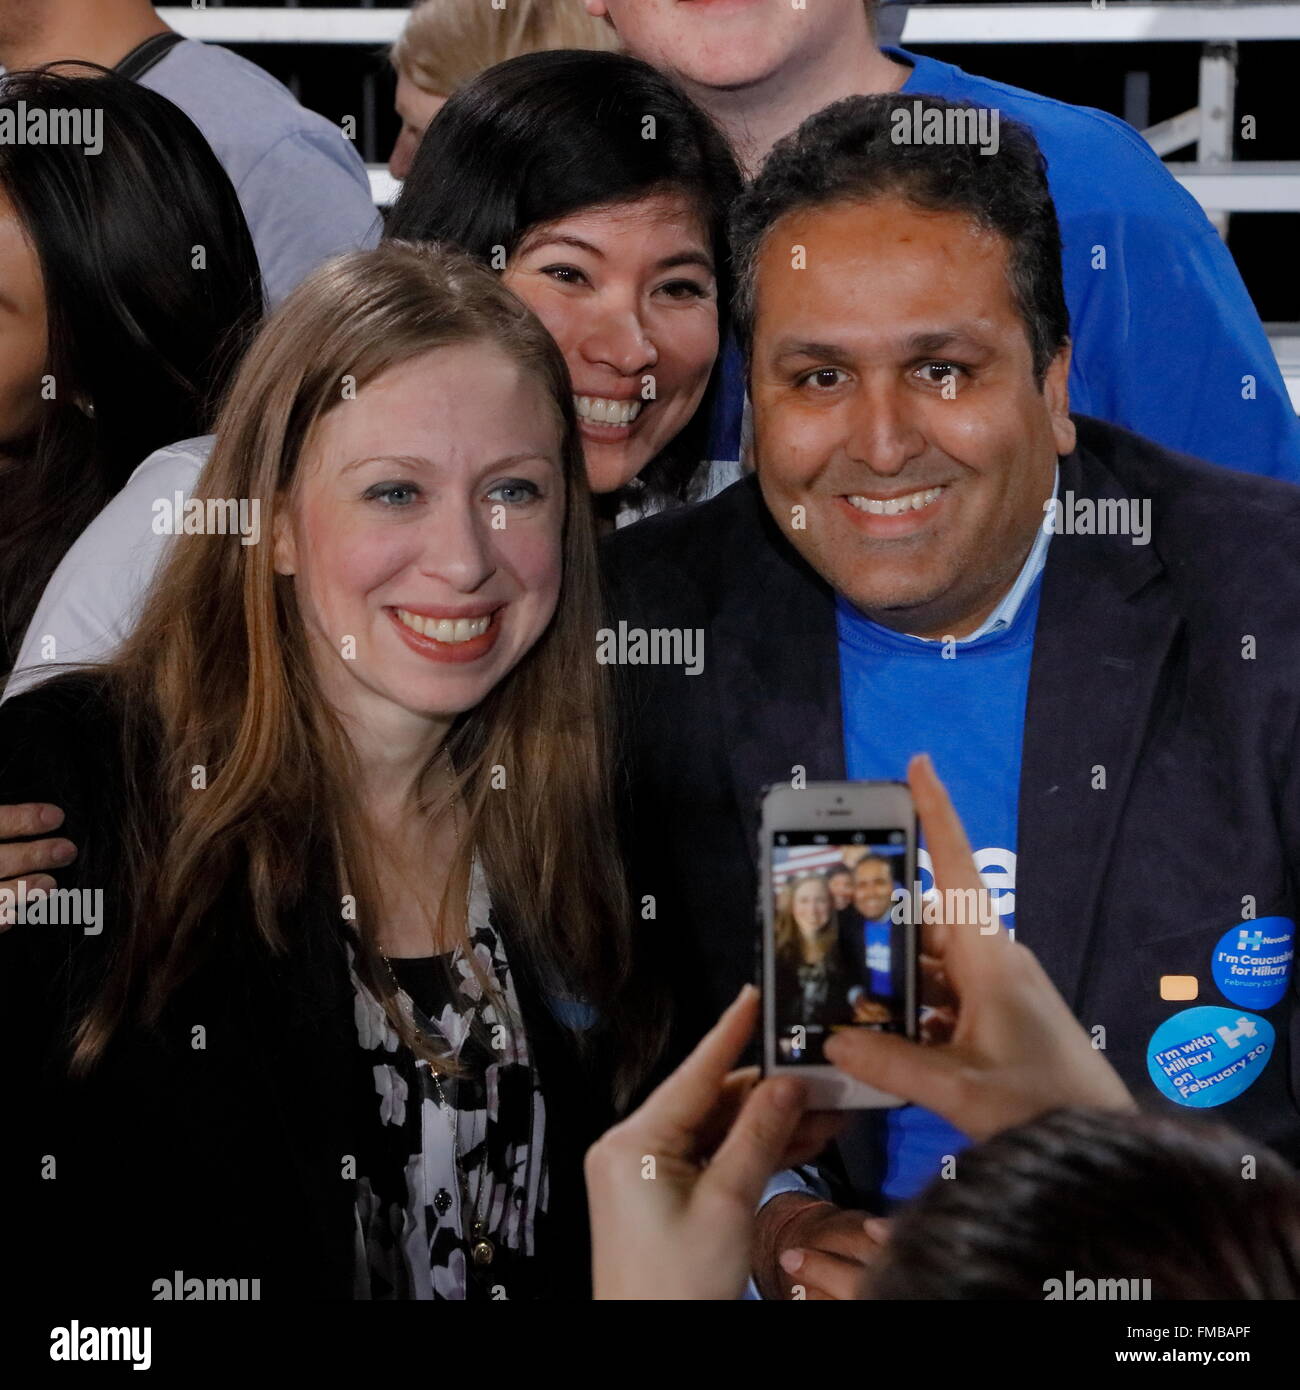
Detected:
left=395, top=609, right=491, bottom=643
left=846, top=486, right=944, bottom=516
left=574, top=395, right=643, bottom=426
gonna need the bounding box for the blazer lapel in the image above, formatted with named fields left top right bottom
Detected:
left=708, top=501, right=845, bottom=849
left=1016, top=441, right=1182, bottom=1010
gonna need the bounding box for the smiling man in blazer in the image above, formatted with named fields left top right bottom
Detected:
left=603, top=94, right=1300, bottom=1300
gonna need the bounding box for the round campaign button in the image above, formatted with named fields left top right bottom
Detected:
left=1211, top=917, right=1294, bottom=1009
left=1146, top=1006, right=1274, bottom=1109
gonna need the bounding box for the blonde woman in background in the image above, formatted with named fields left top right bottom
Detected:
left=389, top=0, right=620, bottom=179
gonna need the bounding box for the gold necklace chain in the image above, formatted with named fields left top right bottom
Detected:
left=378, top=947, right=496, bottom=1268
left=374, top=757, right=498, bottom=1270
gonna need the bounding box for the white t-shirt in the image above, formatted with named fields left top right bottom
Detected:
left=3, top=437, right=212, bottom=701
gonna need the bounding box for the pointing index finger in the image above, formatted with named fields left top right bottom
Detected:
left=907, top=754, right=1010, bottom=983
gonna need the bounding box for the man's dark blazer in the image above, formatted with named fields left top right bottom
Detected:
left=603, top=415, right=1300, bottom=1201
left=836, top=905, right=868, bottom=981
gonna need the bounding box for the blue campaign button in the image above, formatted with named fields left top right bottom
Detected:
left=1147, top=1007, right=1274, bottom=1108
left=1211, top=917, right=1294, bottom=1009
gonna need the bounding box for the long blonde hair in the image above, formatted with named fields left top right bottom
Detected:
left=74, top=242, right=655, bottom=1104
left=392, top=0, right=620, bottom=98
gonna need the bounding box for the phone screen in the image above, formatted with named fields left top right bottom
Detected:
left=770, top=828, right=910, bottom=1066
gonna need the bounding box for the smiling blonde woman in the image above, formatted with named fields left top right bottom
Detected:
left=0, top=242, right=659, bottom=1302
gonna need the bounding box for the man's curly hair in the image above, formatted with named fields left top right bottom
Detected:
left=729, top=93, right=1071, bottom=385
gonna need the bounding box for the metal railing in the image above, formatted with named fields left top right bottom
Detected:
left=155, top=3, right=1300, bottom=46
left=158, top=3, right=1300, bottom=216
left=160, top=2, right=1300, bottom=393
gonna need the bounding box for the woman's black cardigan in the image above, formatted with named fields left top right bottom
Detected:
left=0, top=673, right=607, bottom=1300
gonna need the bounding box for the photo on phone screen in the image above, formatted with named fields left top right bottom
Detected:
left=770, top=828, right=910, bottom=1066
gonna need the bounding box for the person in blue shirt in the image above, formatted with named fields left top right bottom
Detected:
left=601, top=89, right=1300, bottom=1302
left=837, top=855, right=903, bottom=1016
left=587, top=0, right=1300, bottom=480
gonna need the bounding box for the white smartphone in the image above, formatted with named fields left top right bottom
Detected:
left=760, top=780, right=919, bottom=1108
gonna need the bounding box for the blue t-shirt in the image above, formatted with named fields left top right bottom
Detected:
left=709, top=48, right=1300, bottom=480
left=837, top=575, right=1041, bottom=1201
left=865, top=917, right=893, bottom=997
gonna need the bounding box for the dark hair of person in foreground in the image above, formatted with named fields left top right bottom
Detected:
left=871, top=1107, right=1300, bottom=1299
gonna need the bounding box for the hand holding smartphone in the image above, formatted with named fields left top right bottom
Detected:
left=760, top=780, right=919, bottom=1108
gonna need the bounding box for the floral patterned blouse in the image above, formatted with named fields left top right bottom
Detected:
left=349, top=859, right=547, bottom=1300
